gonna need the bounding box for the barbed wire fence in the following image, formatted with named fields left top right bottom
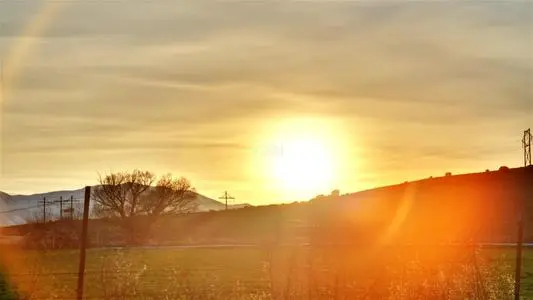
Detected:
left=1, top=243, right=530, bottom=300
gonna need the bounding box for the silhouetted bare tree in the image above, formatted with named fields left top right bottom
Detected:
left=92, top=170, right=197, bottom=244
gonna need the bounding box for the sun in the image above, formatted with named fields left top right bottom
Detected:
left=255, top=117, right=348, bottom=201
left=271, top=136, right=334, bottom=194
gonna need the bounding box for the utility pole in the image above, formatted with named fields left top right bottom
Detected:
left=53, top=196, right=70, bottom=220
left=70, top=195, right=74, bottom=220
left=43, top=197, right=46, bottom=223
left=61, top=195, right=79, bottom=220
left=38, top=197, right=47, bottom=223
left=219, top=191, right=235, bottom=211
left=515, top=128, right=532, bottom=300
left=40, top=197, right=70, bottom=221
left=76, top=186, right=91, bottom=300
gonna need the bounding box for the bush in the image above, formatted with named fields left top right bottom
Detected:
left=22, top=222, right=80, bottom=250
left=0, top=271, right=17, bottom=300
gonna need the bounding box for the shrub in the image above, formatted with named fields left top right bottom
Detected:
left=0, top=270, right=17, bottom=300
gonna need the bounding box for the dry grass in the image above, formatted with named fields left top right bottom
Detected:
left=1, top=245, right=523, bottom=299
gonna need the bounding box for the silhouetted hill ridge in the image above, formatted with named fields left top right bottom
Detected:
left=3, top=167, right=532, bottom=246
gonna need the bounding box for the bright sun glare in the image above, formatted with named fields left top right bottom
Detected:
left=257, top=117, right=348, bottom=201
left=272, top=137, right=334, bottom=192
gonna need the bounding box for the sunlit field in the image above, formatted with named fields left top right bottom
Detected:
left=3, top=246, right=532, bottom=299
left=2, top=167, right=532, bottom=299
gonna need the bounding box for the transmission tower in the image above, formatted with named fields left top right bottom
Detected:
left=515, top=128, right=532, bottom=300
left=524, top=128, right=532, bottom=167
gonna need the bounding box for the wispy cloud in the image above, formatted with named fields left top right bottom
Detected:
left=0, top=0, right=531, bottom=201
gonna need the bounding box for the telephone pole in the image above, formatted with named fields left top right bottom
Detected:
left=76, top=186, right=91, bottom=300
left=70, top=195, right=74, bottom=219
left=53, top=196, right=71, bottom=220
left=43, top=197, right=46, bottom=223
left=515, top=128, right=532, bottom=300
left=219, top=191, right=235, bottom=211
left=38, top=197, right=47, bottom=223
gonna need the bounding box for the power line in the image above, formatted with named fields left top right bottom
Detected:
left=0, top=197, right=83, bottom=215
left=53, top=196, right=72, bottom=220
left=0, top=204, right=42, bottom=214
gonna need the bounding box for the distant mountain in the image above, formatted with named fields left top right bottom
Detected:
left=192, top=193, right=227, bottom=211
left=0, top=191, right=10, bottom=202
left=0, top=187, right=246, bottom=226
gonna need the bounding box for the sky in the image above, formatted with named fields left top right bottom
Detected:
left=0, top=0, right=532, bottom=204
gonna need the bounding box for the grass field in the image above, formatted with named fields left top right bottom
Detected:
left=2, top=245, right=533, bottom=299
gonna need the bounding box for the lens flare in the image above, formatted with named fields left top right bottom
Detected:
left=1, top=0, right=66, bottom=296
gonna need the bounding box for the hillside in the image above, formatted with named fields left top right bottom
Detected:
left=0, top=192, right=9, bottom=200
left=311, top=166, right=533, bottom=244
left=142, top=166, right=533, bottom=246
left=3, top=166, right=532, bottom=247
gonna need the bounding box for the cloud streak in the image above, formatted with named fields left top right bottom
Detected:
left=0, top=0, right=531, bottom=202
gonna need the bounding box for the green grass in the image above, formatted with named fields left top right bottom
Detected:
left=484, top=247, right=533, bottom=297
left=14, top=247, right=273, bottom=298
left=5, top=246, right=533, bottom=299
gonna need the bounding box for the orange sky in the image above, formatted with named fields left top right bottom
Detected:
left=0, top=1, right=532, bottom=204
